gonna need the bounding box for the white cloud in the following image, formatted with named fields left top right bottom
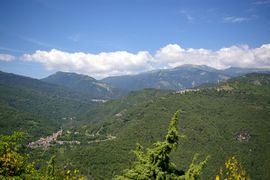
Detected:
left=224, top=16, right=249, bottom=23
left=0, top=54, right=16, bottom=61
left=21, top=43, right=270, bottom=78
left=155, top=44, right=270, bottom=69
left=22, top=49, right=154, bottom=78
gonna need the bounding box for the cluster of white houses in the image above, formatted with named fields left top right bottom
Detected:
left=27, top=129, right=80, bottom=148
left=175, top=88, right=200, bottom=94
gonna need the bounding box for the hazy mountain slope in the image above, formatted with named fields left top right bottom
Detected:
left=101, top=65, right=270, bottom=91
left=42, top=71, right=125, bottom=99
left=101, top=65, right=230, bottom=91
left=224, top=67, right=270, bottom=77
left=49, top=73, right=270, bottom=179
left=0, top=71, right=96, bottom=127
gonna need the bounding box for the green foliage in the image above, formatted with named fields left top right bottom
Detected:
left=55, top=74, right=270, bottom=179
left=0, top=70, right=100, bottom=138
left=47, top=156, right=56, bottom=179
left=184, top=154, right=209, bottom=180
left=0, top=132, right=85, bottom=179
left=216, top=156, right=250, bottom=180
left=115, top=111, right=209, bottom=179
left=1, top=73, right=269, bottom=179
left=0, top=104, right=56, bottom=139
left=0, top=132, right=41, bottom=179
left=45, top=156, right=85, bottom=180
left=0, top=70, right=95, bottom=121
left=82, top=88, right=170, bottom=124
left=63, top=168, right=85, bottom=180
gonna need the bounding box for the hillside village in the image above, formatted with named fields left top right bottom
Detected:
left=27, top=129, right=80, bottom=148
left=27, top=127, right=117, bottom=149
left=175, top=88, right=200, bottom=94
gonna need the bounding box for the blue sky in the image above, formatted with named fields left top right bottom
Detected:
left=0, top=0, right=270, bottom=79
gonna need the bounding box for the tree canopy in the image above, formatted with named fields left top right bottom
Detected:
left=0, top=132, right=41, bottom=179
left=115, top=111, right=209, bottom=180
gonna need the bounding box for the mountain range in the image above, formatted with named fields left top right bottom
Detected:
left=53, top=73, right=270, bottom=179
left=0, top=65, right=270, bottom=179
left=102, top=64, right=270, bottom=91
left=41, top=65, right=270, bottom=94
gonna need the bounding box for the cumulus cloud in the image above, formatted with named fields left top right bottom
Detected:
left=155, top=44, right=270, bottom=69
left=21, top=43, right=270, bottom=78
left=22, top=49, right=153, bottom=78
left=0, top=54, right=16, bottom=61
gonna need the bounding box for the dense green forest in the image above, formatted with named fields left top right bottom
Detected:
left=0, top=113, right=247, bottom=179
left=0, top=71, right=98, bottom=138
left=0, top=72, right=269, bottom=179
left=47, top=73, right=269, bottom=179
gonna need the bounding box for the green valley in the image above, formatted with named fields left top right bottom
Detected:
left=20, top=73, right=269, bottom=179
left=2, top=1, right=270, bottom=179
left=0, top=70, right=270, bottom=179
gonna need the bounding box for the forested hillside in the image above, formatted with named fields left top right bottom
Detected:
left=0, top=71, right=97, bottom=138
left=1, top=0, right=270, bottom=179
left=0, top=72, right=269, bottom=179
left=24, top=73, right=270, bottom=179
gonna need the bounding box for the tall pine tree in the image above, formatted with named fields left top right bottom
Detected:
left=114, top=111, right=209, bottom=180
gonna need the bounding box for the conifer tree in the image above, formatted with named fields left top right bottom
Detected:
left=114, top=111, right=209, bottom=180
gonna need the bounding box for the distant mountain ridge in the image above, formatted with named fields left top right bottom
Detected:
left=0, top=70, right=96, bottom=114
left=1, top=69, right=270, bottom=179
left=223, top=67, right=270, bottom=77
left=101, top=65, right=270, bottom=91
left=0, top=71, right=94, bottom=104
left=42, top=71, right=125, bottom=99
left=0, top=71, right=97, bottom=138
